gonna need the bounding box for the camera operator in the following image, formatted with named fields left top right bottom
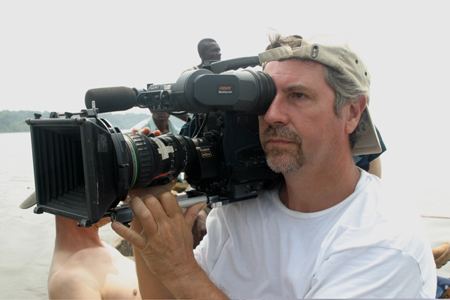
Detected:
left=111, top=34, right=437, bottom=298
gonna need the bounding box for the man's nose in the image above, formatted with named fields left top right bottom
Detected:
left=263, top=93, right=289, bottom=125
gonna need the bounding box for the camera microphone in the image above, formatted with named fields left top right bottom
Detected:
left=85, top=87, right=138, bottom=113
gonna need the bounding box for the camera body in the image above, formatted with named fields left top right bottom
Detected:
left=27, top=57, right=280, bottom=226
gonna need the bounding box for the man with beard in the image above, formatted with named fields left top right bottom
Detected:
left=111, top=34, right=437, bottom=298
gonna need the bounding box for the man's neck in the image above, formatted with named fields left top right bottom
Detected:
left=280, top=156, right=361, bottom=212
left=54, top=217, right=102, bottom=253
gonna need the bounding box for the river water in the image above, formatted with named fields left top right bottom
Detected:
left=0, top=132, right=448, bottom=299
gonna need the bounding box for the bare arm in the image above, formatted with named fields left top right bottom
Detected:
left=433, top=242, right=450, bottom=268
left=112, top=187, right=228, bottom=299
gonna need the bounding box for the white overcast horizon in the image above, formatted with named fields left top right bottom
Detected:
left=1, top=0, right=450, bottom=217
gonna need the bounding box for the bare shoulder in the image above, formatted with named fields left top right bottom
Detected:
left=48, top=266, right=102, bottom=299
left=49, top=244, right=141, bottom=300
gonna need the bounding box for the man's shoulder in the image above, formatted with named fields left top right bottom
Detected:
left=353, top=171, right=418, bottom=227
left=49, top=245, right=140, bottom=300
left=328, top=171, right=430, bottom=261
left=229, top=189, right=277, bottom=209
left=48, top=265, right=101, bottom=299
left=209, top=188, right=277, bottom=221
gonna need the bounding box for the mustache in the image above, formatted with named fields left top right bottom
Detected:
left=261, top=125, right=301, bottom=143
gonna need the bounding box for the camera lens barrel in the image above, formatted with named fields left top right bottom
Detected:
left=124, top=133, right=194, bottom=188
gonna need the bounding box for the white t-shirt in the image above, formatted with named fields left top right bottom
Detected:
left=194, top=171, right=437, bottom=298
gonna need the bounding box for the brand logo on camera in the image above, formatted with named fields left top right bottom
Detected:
left=218, top=85, right=233, bottom=94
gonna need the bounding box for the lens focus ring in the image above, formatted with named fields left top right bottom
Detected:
left=129, top=134, right=156, bottom=187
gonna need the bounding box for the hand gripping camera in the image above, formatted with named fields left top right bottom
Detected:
left=27, top=57, right=280, bottom=226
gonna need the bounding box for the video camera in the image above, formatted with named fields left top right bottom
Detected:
left=27, top=57, right=280, bottom=226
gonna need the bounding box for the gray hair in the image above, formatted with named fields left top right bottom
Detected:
left=324, top=66, right=369, bottom=115
left=323, top=67, right=369, bottom=147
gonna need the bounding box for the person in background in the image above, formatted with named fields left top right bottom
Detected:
left=19, top=181, right=205, bottom=299
left=178, top=37, right=222, bottom=244
left=434, top=242, right=450, bottom=298
left=111, top=34, right=437, bottom=298
left=196, top=38, right=221, bottom=68
left=135, top=38, right=222, bottom=132
left=47, top=216, right=140, bottom=300
left=434, top=242, right=450, bottom=269
left=180, top=38, right=222, bottom=137
left=168, top=38, right=222, bottom=125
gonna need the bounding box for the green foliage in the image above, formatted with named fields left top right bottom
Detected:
left=0, top=110, right=150, bottom=133
left=0, top=110, right=42, bottom=133
left=98, top=112, right=150, bottom=129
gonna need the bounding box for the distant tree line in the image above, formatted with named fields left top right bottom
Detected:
left=0, top=110, right=150, bottom=133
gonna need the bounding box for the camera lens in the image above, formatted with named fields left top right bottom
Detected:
left=124, top=133, right=193, bottom=188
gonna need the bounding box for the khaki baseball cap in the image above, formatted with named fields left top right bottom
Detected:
left=258, top=40, right=381, bottom=156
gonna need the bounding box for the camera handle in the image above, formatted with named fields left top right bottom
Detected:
left=208, top=56, right=260, bottom=73
left=176, top=190, right=208, bottom=208
left=108, top=191, right=208, bottom=226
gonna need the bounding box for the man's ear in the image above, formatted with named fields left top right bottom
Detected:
left=345, top=95, right=367, bottom=134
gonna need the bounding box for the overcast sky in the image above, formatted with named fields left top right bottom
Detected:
left=1, top=0, right=449, bottom=216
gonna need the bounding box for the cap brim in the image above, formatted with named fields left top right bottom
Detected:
left=19, top=191, right=36, bottom=209
left=352, top=108, right=382, bottom=156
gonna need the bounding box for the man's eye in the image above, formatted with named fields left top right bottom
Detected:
left=290, top=92, right=305, bottom=99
